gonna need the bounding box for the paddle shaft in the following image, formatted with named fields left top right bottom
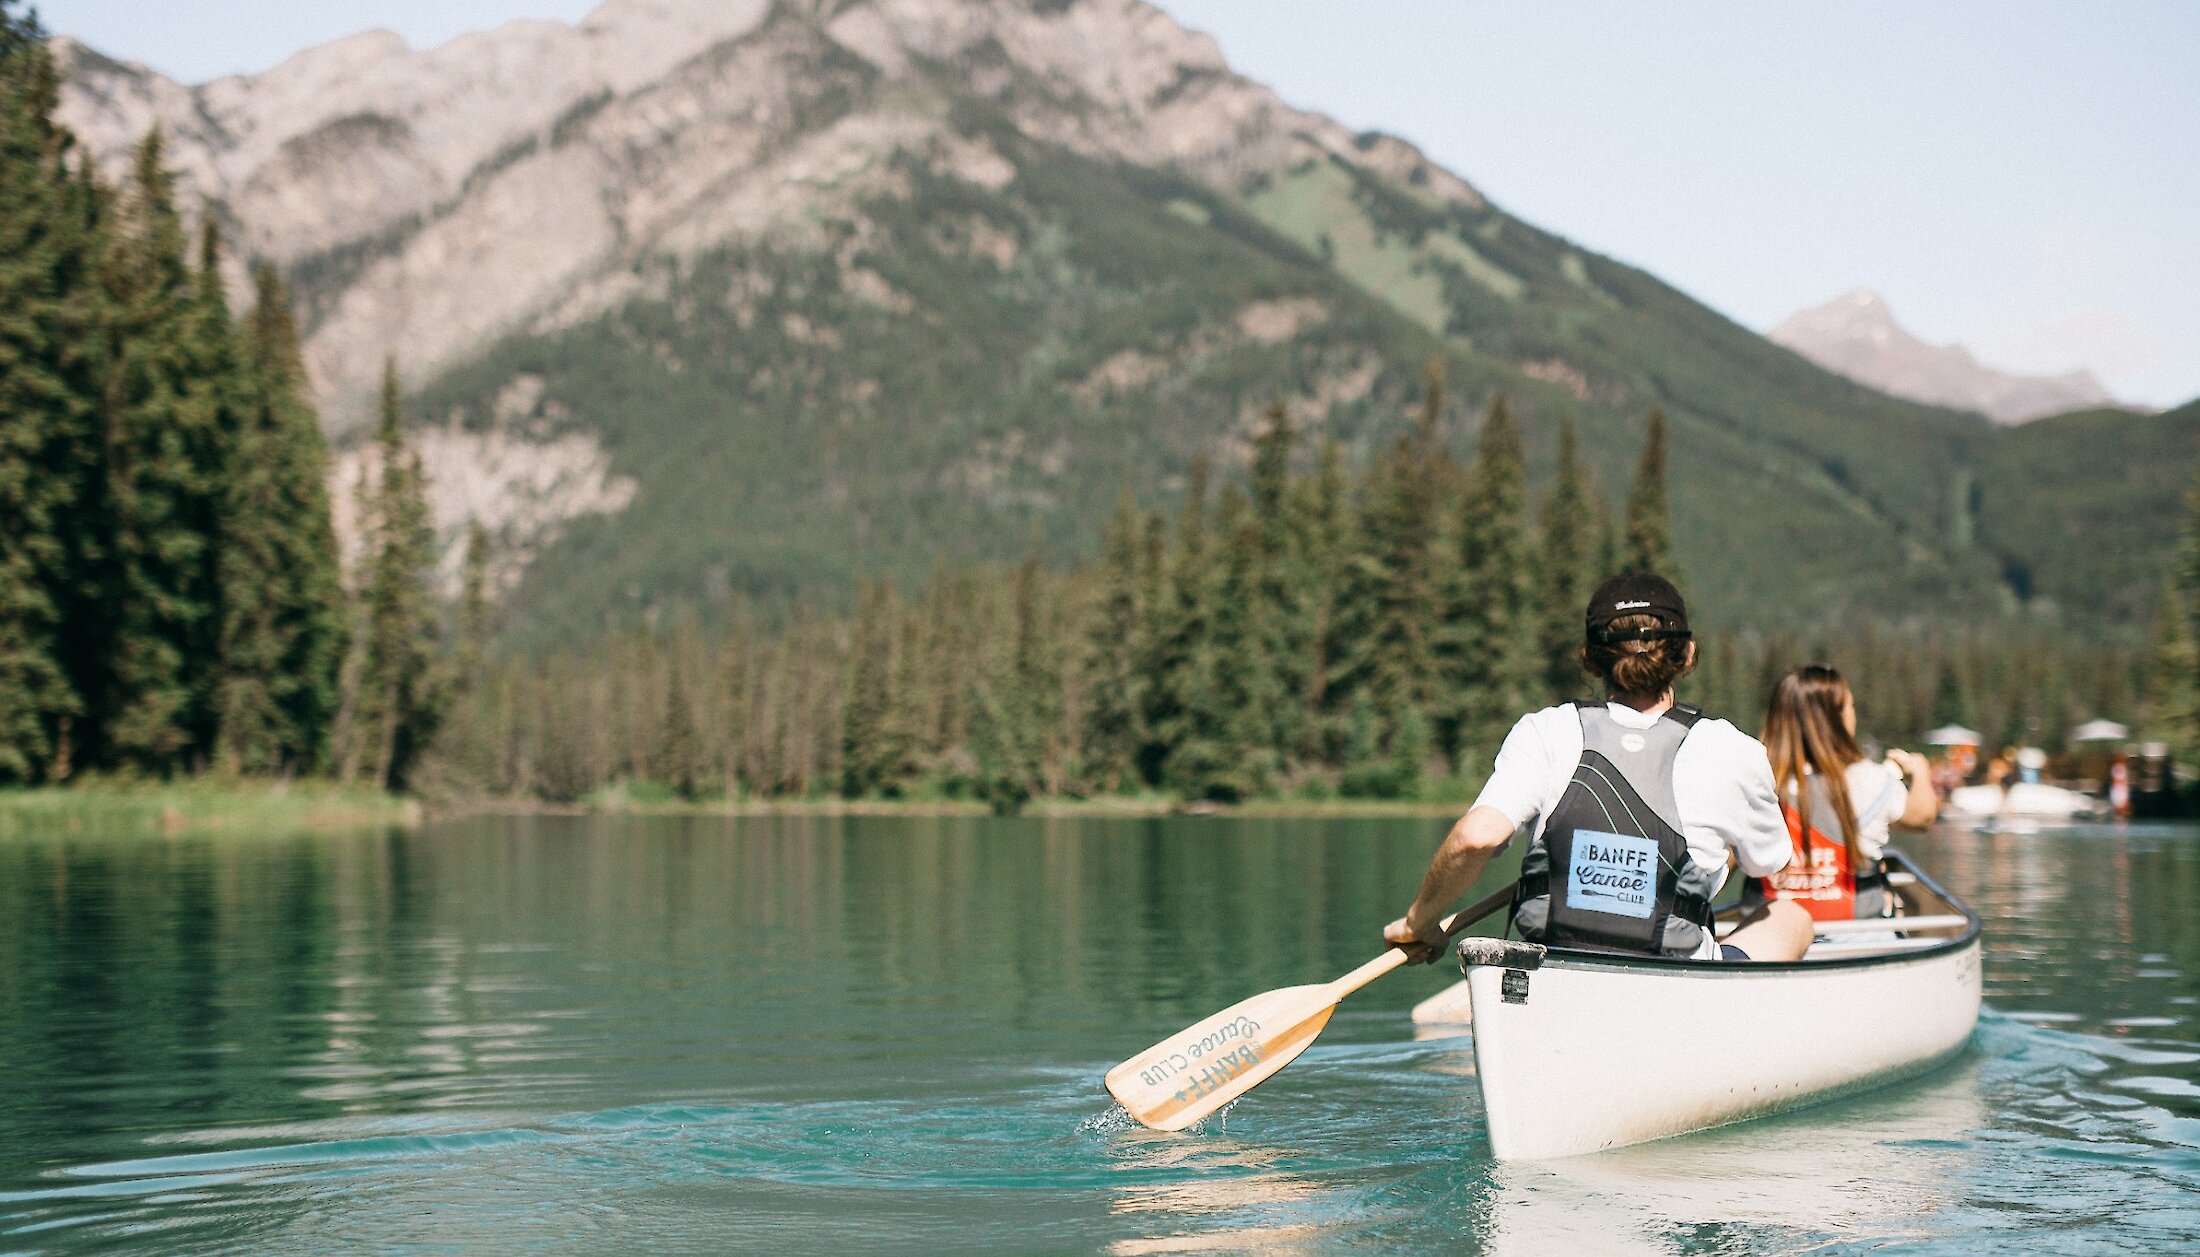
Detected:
left=1329, top=882, right=1518, bottom=1000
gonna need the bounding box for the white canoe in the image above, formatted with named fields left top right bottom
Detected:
left=1458, top=849, right=1981, bottom=1161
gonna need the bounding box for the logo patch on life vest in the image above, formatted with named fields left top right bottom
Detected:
left=1565, top=830, right=1658, bottom=919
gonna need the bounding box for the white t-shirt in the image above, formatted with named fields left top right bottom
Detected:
left=1788, top=761, right=1907, bottom=864
left=1472, top=703, right=1794, bottom=959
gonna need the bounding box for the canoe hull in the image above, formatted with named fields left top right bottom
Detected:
left=1466, top=936, right=1981, bottom=1160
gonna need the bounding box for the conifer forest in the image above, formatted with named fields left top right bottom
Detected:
left=0, top=9, right=2188, bottom=809
left=430, top=388, right=2158, bottom=811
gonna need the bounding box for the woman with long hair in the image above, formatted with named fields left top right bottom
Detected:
left=1384, top=573, right=1814, bottom=964
left=1757, top=665, right=1939, bottom=920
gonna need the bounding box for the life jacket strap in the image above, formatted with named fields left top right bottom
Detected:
left=1567, top=698, right=1706, bottom=729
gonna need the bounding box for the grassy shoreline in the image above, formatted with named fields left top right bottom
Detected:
left=0, top=781, right=418, bottom=836
left=450, top=784, right=1472, bottom=821
left=0, top=782, right=1469, bottom=835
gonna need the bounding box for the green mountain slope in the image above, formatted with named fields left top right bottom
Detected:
left=382, top=14, right=2180, bottom=646
left=1973, top=399, right=2200, bottom=623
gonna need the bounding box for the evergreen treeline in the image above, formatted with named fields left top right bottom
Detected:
left=0, top=10, right=460, bottom=788
left=0, top=8, right=344, bottom=782
left=436, top=375, right=2145, bottom=811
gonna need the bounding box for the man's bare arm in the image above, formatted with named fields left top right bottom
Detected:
left=1382, top=806, right=1520, bottom=961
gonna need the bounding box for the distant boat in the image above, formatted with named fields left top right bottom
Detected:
left=1944, top=781, right=2108, bottom=822
left=1455, top=850, right=1980, bottom=1160
left=1924, top=724, right=1985, bottom=748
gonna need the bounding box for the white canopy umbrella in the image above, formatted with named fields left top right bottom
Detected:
left=2070, top=719, right=2130, bottom=743
left=1925, top=725, right=1984, bottom=747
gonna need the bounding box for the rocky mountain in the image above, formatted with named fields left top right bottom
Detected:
left=47, top=0, right=2189, bottom=640
left=1769, top=290, right=2119, bottom=425
left=54, top=0, right=1468, bottom=435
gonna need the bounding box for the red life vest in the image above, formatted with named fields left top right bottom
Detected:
left=1757, top=767, right=1904, bottom=920
left=1758, top=801, right=1858, bottom=922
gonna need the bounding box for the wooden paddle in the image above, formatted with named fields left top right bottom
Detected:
left=1409, top=979, right=1475, bottom=1026
left=1105, top=884, right=1515, bottom=1130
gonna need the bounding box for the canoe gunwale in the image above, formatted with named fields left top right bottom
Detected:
left=1483, top=848, right=1980, bottom=978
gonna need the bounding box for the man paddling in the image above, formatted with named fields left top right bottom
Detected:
left=1385, top=573, right=1814, bottom=963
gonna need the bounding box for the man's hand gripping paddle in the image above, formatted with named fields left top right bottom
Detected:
left=1104, top=885, right=1515, bottom=1130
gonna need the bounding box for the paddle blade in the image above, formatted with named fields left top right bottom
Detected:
left=1409, top=979, right=1475, bottom=1027
left=1105, top=984, right=1340, bottom=1131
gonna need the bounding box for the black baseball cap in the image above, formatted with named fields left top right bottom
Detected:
left=1585, top=572, right=1690, bottom=644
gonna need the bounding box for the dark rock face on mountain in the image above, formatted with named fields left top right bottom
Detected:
left=1771, top=290, right=2118, bottom=425
left=50, top=1, right=2186, bottom=637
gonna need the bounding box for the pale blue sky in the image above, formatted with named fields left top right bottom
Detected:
left=34, top=0, right=2200, bottom=407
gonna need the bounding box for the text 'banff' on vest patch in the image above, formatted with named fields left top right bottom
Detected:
left=1565, top=830, right=1658, bottom=919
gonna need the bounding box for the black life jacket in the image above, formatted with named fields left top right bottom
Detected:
left=1512, top=701, right=1719, bottom=957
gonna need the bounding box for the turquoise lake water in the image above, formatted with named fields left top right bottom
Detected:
left=1, top=815, right=2196, bottom=1253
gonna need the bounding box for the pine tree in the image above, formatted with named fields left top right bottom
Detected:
left=1148, top=458, right=1230, bottom=795
left=180, top=223, right=248, bottom=754
left=1445, top=397, right=1541, bottom=767
left=421, top=520, right=498, bottom=793
left=840, top=578, right=896, bottom=797
left=1247, top=402, right=1305, bottom=766
left=1537, top=417, right=1596, bottom=702
left=1301, top=438, right=1351, bottom=765
left=98, top=130, right=224, bottom=772
left=1624, top=408, right=1675, bottom=578
left=205, top=247, right=334, bottom=774
left=971, top=548, right=1049, bottom=812
left=716, top=602, right=754, bottom=797
left=0, top=9, right=97, bottom=780
left=452, top=520, right=491, bottom=690
left=1013, top=545, right=1060, bottom=780
left=1343, top=361, right=1447, bottom=747
left=350, top=357, right=441, bottom=790
left=880, top=599, right=927, bottom=789
left=1081, top=489, right=1145, bottom=790
left=921, top=560, right=974, bottom=759
left=1210, top=483, right=1279, bottom=798
left=1133, top=507, right=1169, bottom=784
left=659, top=611, right=704, bottom=799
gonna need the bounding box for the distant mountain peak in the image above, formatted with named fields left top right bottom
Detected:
left=1770, top=289, right=2118, bottom=424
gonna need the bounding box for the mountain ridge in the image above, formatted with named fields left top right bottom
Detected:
left=1769, top=289, right=2122, bottom=425
left=51, top=0, right=1478, bottom=433
left=44, top=0, right=2193, bottom=642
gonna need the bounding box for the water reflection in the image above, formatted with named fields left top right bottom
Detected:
left=1486, top=1064, right=1987, bottom=1254
left=0, top=816, right=2195, bottom=1252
